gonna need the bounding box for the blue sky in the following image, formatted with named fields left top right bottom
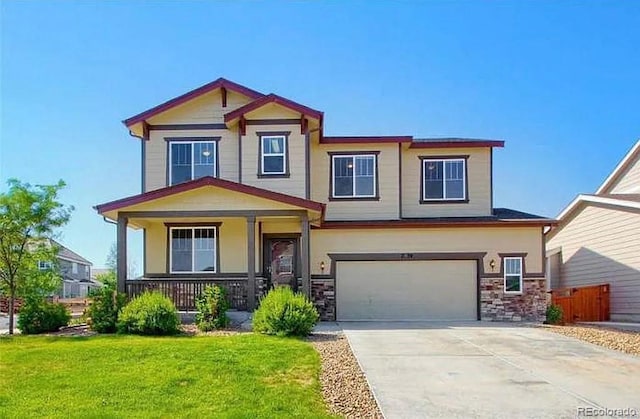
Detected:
left=1, top=1, right=639, bottom=271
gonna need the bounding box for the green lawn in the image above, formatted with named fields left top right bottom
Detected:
left=0, top=334, right=335, bottom=418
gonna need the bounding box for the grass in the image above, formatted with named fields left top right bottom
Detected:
left=0, top=334, right=335, bottom=418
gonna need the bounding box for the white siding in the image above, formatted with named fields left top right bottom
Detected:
left=547, top=204, right=640, bottom=320
left=609, top=156, right=640, bottom=194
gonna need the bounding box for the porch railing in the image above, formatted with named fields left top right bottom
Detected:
left=126, top=278, right=250, bottom=311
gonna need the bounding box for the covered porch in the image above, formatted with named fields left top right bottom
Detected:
left=95, top=177, right=324, bottom=311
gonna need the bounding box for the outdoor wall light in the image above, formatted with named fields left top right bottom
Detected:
left=489, top=259, right=496, bottom=271
left=320, top=261, right=325, bottom=273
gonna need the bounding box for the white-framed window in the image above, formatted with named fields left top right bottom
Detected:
left=169, top=140, right=217, bottom=185
left=260, top=135, right=287, bottom=175
left=331, top=154, right=377, bottom=198
left=38, top=261, right=53, bottom=270
left=170, top=226, right=217, bottom=273
left=72, top=262, right=78, bottom=274
left=422, top=158, right=466, bottom=201
left=504, top=257, right=523, bottom=294
left=85, top=265, right=90, bottom=276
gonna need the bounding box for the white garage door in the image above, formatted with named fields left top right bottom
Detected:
left=336, top=260, right=477, bottom=321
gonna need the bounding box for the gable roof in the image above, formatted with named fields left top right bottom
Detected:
left=224, top=93, right=323, bottom=122
left=50, top=239, right=93, bottom=265
left=123, top=78, right=264, bottom=127
left=546, top=193, right=640, bottom=238
left=595, top=139, right=640, bottom=194
left=94, top=176, right=325, bottom=214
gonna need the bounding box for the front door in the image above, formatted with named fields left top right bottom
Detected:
left=264, top=237, right=298, bottom=291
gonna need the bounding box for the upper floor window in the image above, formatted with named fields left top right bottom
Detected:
left=258, top=132, right=290, bottom=177
left=72, top=262, right=78, bottom=274
left=504, top=257, right=523, bottom=294
left=170, top=226, right=217, bottom=273
left=331, top=154, right=378, bottom=199
left=38, top=261, right=52, bottom=270
left=169, top=139, right=218, bottom=186
left=421, top=157, right=467, bottom=202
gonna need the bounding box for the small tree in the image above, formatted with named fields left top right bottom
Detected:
left=0, top=179, right=73, bottom=334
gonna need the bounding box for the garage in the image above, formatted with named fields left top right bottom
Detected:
left=336, top=260, right=478, bottom=321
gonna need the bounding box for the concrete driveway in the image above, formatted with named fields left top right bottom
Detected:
left=341, top=322, right=640, bottom=419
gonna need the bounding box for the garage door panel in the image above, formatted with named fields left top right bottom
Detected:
left=337, top=260, right=477, bottom=321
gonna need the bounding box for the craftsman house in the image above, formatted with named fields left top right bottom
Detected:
left=95, top=78, right=555, bottom=321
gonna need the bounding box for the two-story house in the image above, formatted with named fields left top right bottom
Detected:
left=44, top=239, right=95, bottom=298
left=95, top=78, right=555, bottom=321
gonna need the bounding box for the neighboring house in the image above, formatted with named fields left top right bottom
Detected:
left=46, top=240, right=96, bottom=298
left=94, top=78, right=555, bottom=321
left=546, top=140, right=640, bottom=322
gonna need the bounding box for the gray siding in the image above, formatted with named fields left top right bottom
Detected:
left=58, top=259, right=91, bottom=282
left=546, top=204, right=640, bottom=321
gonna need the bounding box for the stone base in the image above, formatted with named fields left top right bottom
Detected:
left=481, top=277, right=547, bottom=322
left=311, top=280, right=335, bottom=321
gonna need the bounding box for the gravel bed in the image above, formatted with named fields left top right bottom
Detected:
left=308, top=333, right=382, bottom=418
left=540, top=324, right=640, bottom=356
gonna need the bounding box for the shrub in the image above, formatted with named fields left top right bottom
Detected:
left=86, top=287, right=127, bottom=333
left=195, top=285, right=230, bottom=331
left=545, top=304, right=563, bottom=325
left=117, top=292, right=180, bottom=335
left=17, top=298, right=71, bottom=334
left=253, top=287, right=319, bottom=337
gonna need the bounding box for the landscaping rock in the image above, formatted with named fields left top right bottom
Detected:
left=540, top=324, right=640, bottom=356
left=308, top=333, right=382, bottom=418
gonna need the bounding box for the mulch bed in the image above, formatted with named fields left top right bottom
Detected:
left=540, top=324, right=640, bottom=356
left=308, top=333, right=382, bottom=419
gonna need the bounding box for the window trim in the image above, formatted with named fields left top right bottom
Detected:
left=419, top=155, right=469, bottom=204
left=38, top=261, right=53, bottom=270
left=168, top=225, right=219, bottom=274
left=503, top=256, right=523, bottom=294
left=257, top=131, right=291, bottom=178
left=165, top=137, right=220, bottom=186
left=328, top=151, right=380, bottom=201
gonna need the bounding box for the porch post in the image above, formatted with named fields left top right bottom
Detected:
left=246, top=216, right=256, bottom=310
left=301, top=213, right=310, bottom=298
left=116, top=214, right=128, bottom=294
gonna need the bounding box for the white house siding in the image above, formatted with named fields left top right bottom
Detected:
left=546, top=204, right=640, bottom=321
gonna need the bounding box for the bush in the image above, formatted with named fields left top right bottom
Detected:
left=86, top=287, right=127, bottom=333
left=117, top=292, right=180, bottom=335
left=545, top=304, right=563, bottom=325
left=17, top=298, right=71, bottom=334
left=195, top=285, right=230, bottom=331
left=253, top=287, right=319, bottom=337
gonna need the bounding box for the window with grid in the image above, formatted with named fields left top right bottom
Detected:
left=422, top=158, right=466, bottom=201
left=332, top=154, right=376, bottom=198
left=170, top=141, right=216, bottom=185
left=170, top=227, right=217, bottom=273
left=504, top=257, right=523, bottom=293
left=261, top=136, right=286, bottom=174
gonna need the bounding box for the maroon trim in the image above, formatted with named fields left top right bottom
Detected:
left=221, top=87, right=227, bottom=108
left=224, top=93, right=323, bottom=122
left=321, top=136, right=413, bottom=144
left=95, top=176, right=325, bottom=214
left=316, top=219, right=557, bottom=229
left=409, top=140, right=505, bottom=149
left=123, top=78, right=263, bottom=127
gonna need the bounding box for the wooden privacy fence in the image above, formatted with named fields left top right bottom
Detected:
left=550, top=284, right=610, bottom=323
left=126, top=278, right=249, bottom=311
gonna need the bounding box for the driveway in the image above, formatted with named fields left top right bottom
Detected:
left=341, top=322, right=640, bottom=419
